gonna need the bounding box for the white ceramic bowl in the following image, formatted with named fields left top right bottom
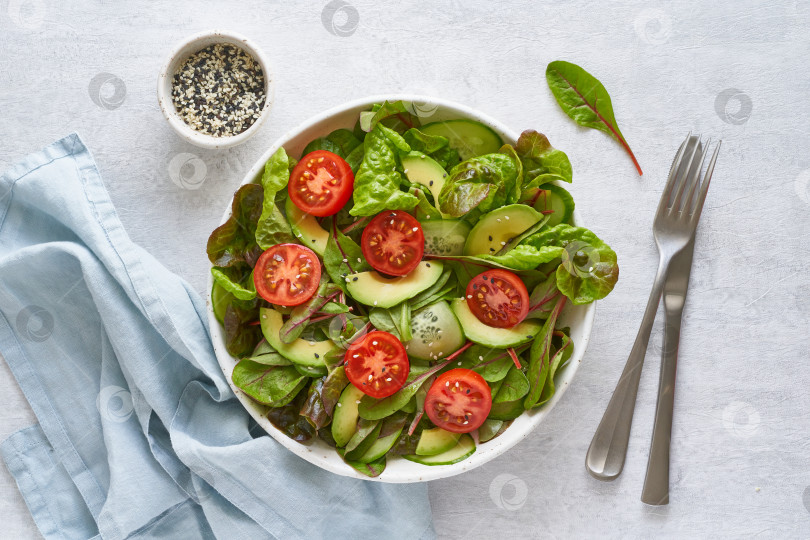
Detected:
left=157, top=30, right=274, bottom=149
left=207, top=95, right=595, bottom=482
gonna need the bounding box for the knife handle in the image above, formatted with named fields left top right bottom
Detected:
left=640, top=309, right=682, bottom=505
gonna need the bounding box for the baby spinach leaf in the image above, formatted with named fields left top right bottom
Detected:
left=430, top=145, right=460, bottom=170
left=341, top=453, right=386, bottom=477
left=358, top=365, right=430, bottom=421
left=345, top=143, right=365, bottom=173
left=302, top=128, right=362, bottom=158
left=319, top=301, right=351, bottom=314
left=524, top=296, right=566, bottom=409
left=391, top=301, right=412, bottom=342
left=207, top=184, right=264, bottom=268
left=410, top=187, right=442, bottom=221
left=458, top=344, right=528, bottom=382
left=535, top=330, right=574, bottom=407
left=515, top=130, right=573, bottom=184
left=369, top=307, right=400, bottom=339
left=268, top=390, right=315, bottom=442
left=344, top=419, right=381, bottom=456
left=349, top=125, right=418, bottom=217
left=438, top=151, right=520, bottom=220
left=494, top=366, right=530, bottom=403
left=522, top=224, right=619, bottom=305
left=546, top=61, right=642, bottom=175
left=324, top=219, right=372, bottom=292
left=231, top=360, right=307, bottom=407
left=526, top=273, right=561, bottom=320
left=211, top=265, right=256, bottom=301
left=256, top=148, right=295, bottom=249
left=224, top=303, right=262, bottom=358
left=245, top=340, right=291, bottom=366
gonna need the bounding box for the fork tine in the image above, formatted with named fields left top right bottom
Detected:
left=656, top=132, right=692, bottom=216
left=682, top=138, right=711, bottom=213
left=669, top=136, right=703, bottom=212
left=691, top=140, right=721, bottom=220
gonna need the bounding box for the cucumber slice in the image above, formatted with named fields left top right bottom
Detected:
left=356, top=428, right=403, bottom=463
left=451, top=299, right=542, bottom=348
left=420, top=120, right=503, bottom=160
left=464, top=204, right=544, bottom=256
left=421, top=219, right=471, bottom=256
left=260, top=308, right=335, bottom=368
left=211, top=282, right=233, bottom=324
left=529, top=184, right=575, bottom=228
left=332, top=384, right=366, bottom=447
left=416, top=427, right=461, bottom=456
left=347, top=261, right=444, bottom=308
left=406, top=300, right=465, bottom=361
left=404, top=434, right=476, bottom=465
left=286, top=195, right=328, bottom=256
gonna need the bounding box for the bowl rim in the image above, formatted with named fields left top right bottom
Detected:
left=206, top=94, right=595, bottom=482
left=156, top=29, right=275, bottom=149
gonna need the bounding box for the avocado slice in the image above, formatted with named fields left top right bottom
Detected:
left=401, top=151, right=449, bottom=217
left=415, top=427, right=462, bottom=456
left=332, top=384, right=366, bottom=447
left=404, top=434, right=476, bottom=465
left=463, top=204, right=544, bottom=256
left=451, top=298, right=542, bottom=348
left=285, top=196, right=329, bottom=256
left=260, top=308, right=335, bottom=368
left=346, top=261, right=443, bottom=308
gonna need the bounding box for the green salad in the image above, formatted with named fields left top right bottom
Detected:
left=208, top=100, right=619, bottom=477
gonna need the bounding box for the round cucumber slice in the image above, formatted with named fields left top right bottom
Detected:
left=406, top=300, right=465, bottom=361
left=420, top=120, right=503, bottom=160
left=420, top=219, right=471, bottom=256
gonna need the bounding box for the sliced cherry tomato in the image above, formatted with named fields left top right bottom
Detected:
left=289, top=150, right=354, bottom=217
left=425, top=369, right=492, bottom=433
left=345, top=331, right=410, bottom=398
left=253, top=244, right=321, bottom=306
left=466, top=269, right=529, bottom=328
left=361, top=210, right=425, bottom=276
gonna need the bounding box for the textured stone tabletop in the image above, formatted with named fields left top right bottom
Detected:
left=2, top=0, right=809, bottom=538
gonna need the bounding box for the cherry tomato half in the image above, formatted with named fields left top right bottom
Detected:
left=361, top=210, right=425, bottom=276
left=425, top=369, right=492, bottom=433
left=466, top=269, right=529, bottom=328
left=254, top=244, right=321, bottom=306
left=345, top=331, right=410, bottom=398
left=289, top=150, right=354, bottom=217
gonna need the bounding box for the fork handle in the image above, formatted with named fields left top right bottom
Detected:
left=640, top=298, right=682, bottom=505
left=586, top=255, right=670, bottom=480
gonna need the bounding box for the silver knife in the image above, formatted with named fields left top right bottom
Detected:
left=640, top=138, right=700, bottom=505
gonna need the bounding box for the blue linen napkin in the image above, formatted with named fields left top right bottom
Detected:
left=0, top=134, right=435, bottom=540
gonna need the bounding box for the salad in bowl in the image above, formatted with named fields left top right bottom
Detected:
left=207, top=98, right=618, bottom=481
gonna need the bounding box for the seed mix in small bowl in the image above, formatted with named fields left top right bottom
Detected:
left=171, top=43, right=266, bottom=138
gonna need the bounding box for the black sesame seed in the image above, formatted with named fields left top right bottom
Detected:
left=426, top=263, right=431, bottom=267
left=353, top=277, right=358, bottom=281
left=314, top=353, right=320, bottom=358
left=429, top=180, right=434, bottom=186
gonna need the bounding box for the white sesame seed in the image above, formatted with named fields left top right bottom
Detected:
left=500, top=241, right=506, bottom=246
left=337, top=403, right=342, bottom=407
left=412, top=227, right=418, bottom=232
left=445, top=382, right=450, bottom=387
left=386, top=378, right=392, bottom=382
left=455, top=382, right=459, bottom=387
left=467, top=295, right=472, bottom=299
left=353, top=354, right=359, bottom=358
left=372, top=341, right=378, bottom=346
left=505, top=216, right=510, bottom=220
left=479, top=356, right=484, bottom=360
left=356, top=400, right=361, bottom=404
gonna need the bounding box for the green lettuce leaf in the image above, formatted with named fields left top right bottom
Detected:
left=255, top=148, right=296, bottom=249
left=437, top=150, right=520, bottom=220
left=521, top=224, right=619, bottom=305
left=515, top=130, right=573, bottom=184
left=349, top=125, right=418, bottom=216
left=231, top=360, right=307, bottom=407
left=211, top=265, right=256, bottom=301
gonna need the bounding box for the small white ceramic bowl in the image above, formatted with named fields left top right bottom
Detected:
left=207, top=95, right=595, bottom=482
left=157, top=30, right=274, bottom=149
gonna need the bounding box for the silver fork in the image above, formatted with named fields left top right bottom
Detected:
left=585, top=134, right=721, bottom=481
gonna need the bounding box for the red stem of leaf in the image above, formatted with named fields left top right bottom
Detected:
left=341, top=216, right=369, bottom=234
left=507, top=348, right=522, bottom=369
left=407, top=411, right=423, bottom=436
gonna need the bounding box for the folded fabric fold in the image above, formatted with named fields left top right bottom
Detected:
left=0, top=134, right=434, bottom=540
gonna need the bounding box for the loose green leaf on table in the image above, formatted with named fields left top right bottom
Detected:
left=545, top=60, right=642, bottom=175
